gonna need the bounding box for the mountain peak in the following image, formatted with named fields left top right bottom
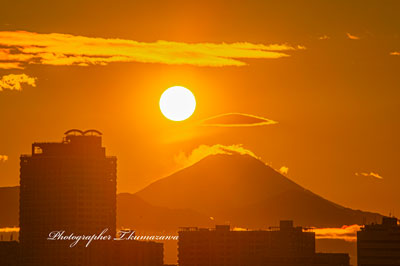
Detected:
left=194, top=153, right=267, bottom=168
left=136, top=152, right=382, bottom=228
left=136, top=152, right=303, bottom=217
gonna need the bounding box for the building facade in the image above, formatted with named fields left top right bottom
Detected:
left=19, top=129, right=117, bottom=266
left=357, top=216, right=400, bottom=266
left=114, top=240, right=164, bottom=266
left=0, top=241, right=19, bottom=266
left=178, top=220, right=349, bottom=266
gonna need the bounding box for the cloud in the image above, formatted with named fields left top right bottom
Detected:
left=0, top=62, right=23, bottom=69
left=174, top=144, right=260, bottom=168
left=233, top=227, right=248, bottom=231
left=201, top=113, right=277, bottom=127
left=0, top=31, right=305, bottom=69
left=346, top=33, right=360, bottom=40
left=279, top=166, right=289, bottom=175
left=232, top=225, right=361, bottom=241
left=390, top=52, right=400, bottom=56
left=0, top=155, right=9, bottom=162
left=0, top=74, right=36, bottom=91
left=0, top=227, right=19, bottom=233
left=355, top=172, right=383, bottom=180
left=311, top=224, right=361, bottom=242
left=318, top=35, right=330, bottom=40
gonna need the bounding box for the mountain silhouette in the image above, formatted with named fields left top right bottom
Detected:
left=0, top=154, right=381, bottom=230
left=136, top=154, right=381, bottom=228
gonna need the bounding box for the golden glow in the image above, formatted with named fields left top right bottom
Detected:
left=159, top=86, right=196, bottom=121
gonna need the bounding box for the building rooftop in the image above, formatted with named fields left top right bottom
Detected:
left=21, top=129, right=110, bottom=158
left=179, top=220, right=307, bottom=233
left=361, top=216, right=400, bottom=231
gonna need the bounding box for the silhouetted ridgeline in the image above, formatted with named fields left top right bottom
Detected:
left=0, top=154, right=382, bottom=230
left=136, top=154, right=382, bottom=228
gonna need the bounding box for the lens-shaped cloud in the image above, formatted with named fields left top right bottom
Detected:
left=201, top=113, right=277, bottom=127
left=0, top=31, right=305, bottom=69
left=0, top=74, right=36, bottom=91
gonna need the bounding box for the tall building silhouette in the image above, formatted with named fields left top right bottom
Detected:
left=19, top=129, right=116, bottom=266
left=357, top=216, right=400, bottom=266
left=0, top=241, right=19, bottom=265
left=178, top=220, right=349, bottom=266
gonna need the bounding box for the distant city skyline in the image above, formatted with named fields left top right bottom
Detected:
left=178, top=221, right=350, bottom=266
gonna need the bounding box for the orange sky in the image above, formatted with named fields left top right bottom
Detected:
left=0, top=0, right=399, bottom=216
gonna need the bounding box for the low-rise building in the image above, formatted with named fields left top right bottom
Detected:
left=114, top=240, right=164, bottom=266
left=178, top=220, right=349, bottom=266
left=357, top=216, right=400, bottom=266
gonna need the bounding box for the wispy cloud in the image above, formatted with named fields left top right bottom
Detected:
left=0, top=74, right=36, bottom=91
left=0, top=31, right=305, bottom=69
left=346, top=33, right=360, bottom=40
left=318, top=35, right=330, bottom=40
left=201, top=113, right=277, bottom=127
left=355, top=172, right=383, bottom=180
left=279, top=166, right=289, bottom=175
left=311, top=224, right=361, bottom=242
left=174, top=144, right=260, bottom=168
left=0, top=155, right=9, bottom=162
left=390, top=51, right=400, bottom=56
left=231, top=225, right=360, bottom=241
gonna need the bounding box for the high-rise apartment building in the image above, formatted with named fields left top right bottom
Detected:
left=0, top=241, right=19, bottom=266
left=19, top=129, right=117, bottom=266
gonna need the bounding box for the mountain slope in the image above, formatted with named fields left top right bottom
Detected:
left=136, top=154, right=381, bottom=227
left=0, top=187, right=215, bottom=231
left=117, top=193, right=216, bottom=231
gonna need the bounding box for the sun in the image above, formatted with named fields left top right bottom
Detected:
left=159, top=86, right=196, bottom=121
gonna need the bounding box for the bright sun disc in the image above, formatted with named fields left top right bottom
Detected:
left=159, top=86, right=196, bottom=121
